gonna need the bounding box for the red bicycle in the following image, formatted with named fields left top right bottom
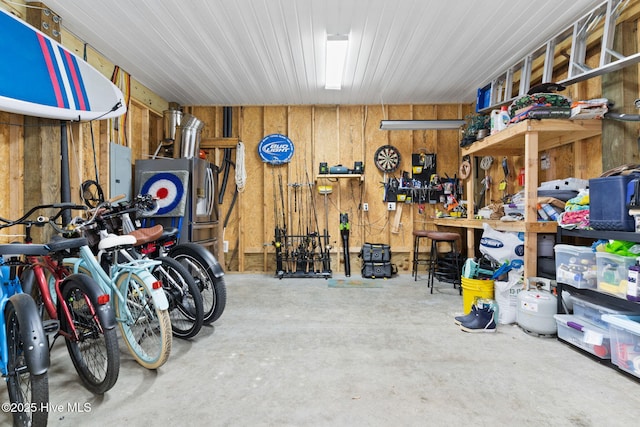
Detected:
left=18, top=203, right=120, bottom=394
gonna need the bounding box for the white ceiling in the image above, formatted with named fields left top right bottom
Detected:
left=42, top=0, right=605, bottom=106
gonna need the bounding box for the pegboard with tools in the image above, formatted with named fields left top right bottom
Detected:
left=380, top=152, right=463, bottom=211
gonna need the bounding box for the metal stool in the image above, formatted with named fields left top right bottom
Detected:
left=412, top=230, right=431, bottom=281
left=425, top=231, right=462, bottom=294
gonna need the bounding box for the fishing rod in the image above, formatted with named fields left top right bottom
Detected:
left=272, top=167, right=284, bottom=276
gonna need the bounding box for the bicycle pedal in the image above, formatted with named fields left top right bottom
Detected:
left=42, top=319, right=60, bottom=336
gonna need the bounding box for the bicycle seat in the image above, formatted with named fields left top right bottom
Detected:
left=46, top=235, right=88, bottom=253
left=0, top=243, right=50, bottom=256
left=129, top=224, right=164, bottom=246
left=160, top=227, right=179, bottom=241
left=98, top=234, right=137, bottom=251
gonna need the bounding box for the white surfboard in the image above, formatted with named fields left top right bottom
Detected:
left=0, top=8, right=126, bottom=121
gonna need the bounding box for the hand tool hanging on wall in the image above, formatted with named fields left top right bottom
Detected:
left=412, top=151, right=436, bottom=188
left=477, top=156, right=493, bottom=211
left=340, top=213, right=350, bottom=277
left=500, top=157, right=509, bottom=201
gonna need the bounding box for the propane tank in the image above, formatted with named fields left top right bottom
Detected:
left=516, top=277, right=558, bottom=336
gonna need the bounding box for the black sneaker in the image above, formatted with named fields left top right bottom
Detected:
left=460, top=307, right=496, bottom=333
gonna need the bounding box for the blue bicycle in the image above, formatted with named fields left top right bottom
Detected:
left=0, top=240, right=50, bottom=426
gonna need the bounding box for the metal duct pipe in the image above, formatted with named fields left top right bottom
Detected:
left=163, top=109, right=182, bottom=141
left=174, top=113, right=204, bottom=158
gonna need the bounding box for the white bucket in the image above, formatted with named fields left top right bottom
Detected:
left=537, top=234, right=555, bottom=257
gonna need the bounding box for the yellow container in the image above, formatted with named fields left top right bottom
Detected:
left=461, top=277, right=495, bottom=314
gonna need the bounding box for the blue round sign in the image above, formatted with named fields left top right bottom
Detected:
left=258, top=134, right=294, bottom=164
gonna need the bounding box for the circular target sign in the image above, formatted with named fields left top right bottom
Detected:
left=140, top=172, right=186, bottom=216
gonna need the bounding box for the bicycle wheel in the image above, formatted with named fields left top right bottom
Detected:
left=169, top=243, right=227, bottom=325
left=114, top=272, right=172, bottom=369
left=152, top=257, right=204, bottom=339
left=60, top=274, right=120, bottom=394
left=5, top=300, right=49, bottom=427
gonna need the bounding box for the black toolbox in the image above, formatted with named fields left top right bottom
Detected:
left=360, top=243, right=391, bottom=263
left=361, top=262, right=396, bottom=278
left=360, top=243, right=396, bottom=278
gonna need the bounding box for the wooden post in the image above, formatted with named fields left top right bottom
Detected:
left=523, top=129, right=539, bottom=280
left=602, top=21, right=640, bottom=170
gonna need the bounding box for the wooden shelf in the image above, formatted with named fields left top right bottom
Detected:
left=446, top=119, right=602, bottom=279
left=316, top=174, right=364, bottom=182
left=462, top=119, right=602, bottom=156
left=434, top=217, right=557, bottom=233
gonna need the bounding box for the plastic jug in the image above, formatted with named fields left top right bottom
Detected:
left=490, top=106, right=510, bottom=135
left=490, top=110, right=501, bottom=135
left=627, top=258, right=640, bottom=302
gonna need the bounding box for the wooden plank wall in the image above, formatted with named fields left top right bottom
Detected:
left=190, top=103, right=473, bottom=273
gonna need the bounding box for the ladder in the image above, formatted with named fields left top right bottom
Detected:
left=477, top=0, right=640, bottom=112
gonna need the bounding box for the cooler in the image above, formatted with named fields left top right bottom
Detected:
left=589, top=175, right=637, bottom=231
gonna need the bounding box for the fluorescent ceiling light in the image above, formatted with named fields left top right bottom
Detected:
left=380, top=120, right=466, bottom=130
left=325, top=34, right=348, bottom=90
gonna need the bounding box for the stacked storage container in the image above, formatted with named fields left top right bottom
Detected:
left=602, top=315, right=640, bottom=379
left=553, top=293, right=629, bottom=359
left=595, top=252, right=636, bottom=297
left=554, top=244, right=597, bottom=288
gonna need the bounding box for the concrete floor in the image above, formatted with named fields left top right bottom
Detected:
left=4, top=272, right=640, bottom=426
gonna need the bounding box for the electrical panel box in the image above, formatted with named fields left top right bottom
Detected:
left=109, top=142, right=132, bottom=200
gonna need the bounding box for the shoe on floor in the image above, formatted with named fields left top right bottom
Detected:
left=460, top=306, right=496, bottom=333
left=454, top=305, right=477, bottom=326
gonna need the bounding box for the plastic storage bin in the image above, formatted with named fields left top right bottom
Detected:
left=554, top=244, right=597, bottom=288
left=571, top=294, right=634, bottom=329
left=503, top=203, right=524, bottom=217
left=539, top=178, right=589, bottom=192
left=601, top=315, right=640, bottom=378
left=554, top=314, right=611, bottom=359
left=596, top=252, right=636, bottom=297
left=589, top=175, right=637, bottom=231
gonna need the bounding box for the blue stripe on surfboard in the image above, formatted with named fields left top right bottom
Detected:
left=58, top=46, right=91, bottom=111
left=0, top=12, right=61, bottom=107
left=42, top=37, right=70, bottom=109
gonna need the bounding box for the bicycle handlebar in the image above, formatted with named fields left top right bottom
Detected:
left=0, top=202, right=88, bottom=230
left=86, top=194, right=157, bottom=223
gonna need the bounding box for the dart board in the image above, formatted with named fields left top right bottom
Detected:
left=139, top=170, right=189, bottom=217
left=374, top=145, right=401, bottom=173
